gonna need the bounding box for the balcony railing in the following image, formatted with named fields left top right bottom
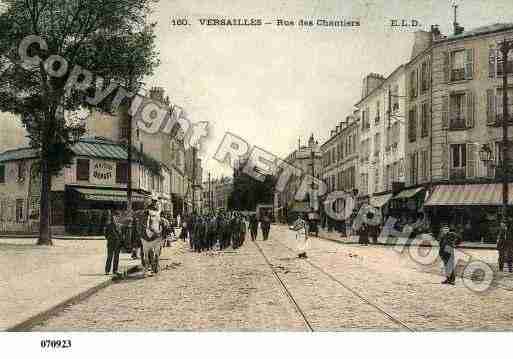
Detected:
left=487, top=114, right=513, bottom=126
left=449, top=117, right=467, bottom=130
left=451, top=68, right=465, bottom=82
left=450, top=167, right=466, bottom=180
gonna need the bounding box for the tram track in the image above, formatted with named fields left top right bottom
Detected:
left=253, top=237, right=415, bottom=332
left=252, top=240, right=314, bottom=331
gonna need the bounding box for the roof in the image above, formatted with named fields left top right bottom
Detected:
left=0, top=147, right=39, bottom=163
left=442, top=23, right=513, bottom=42
left=71, top=137, right=129, bottom=160
left=0, top=137, right=161, bottom=165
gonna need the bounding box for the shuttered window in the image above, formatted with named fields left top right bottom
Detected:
left=408, top=106, right=417, bottom=142
left=76, top=159, right=90, bottom=181
left=16, top=199, right=23, bottom=223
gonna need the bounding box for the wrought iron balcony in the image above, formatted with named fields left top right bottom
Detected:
left=449, top=117, right=467, bottom=130
left=451, top=68, right=465, bottom=82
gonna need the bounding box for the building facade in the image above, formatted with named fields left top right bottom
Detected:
left=320, top=112, right=360, bottom=227
left=0, top=137, right=170, bottom=234
left=279, top=134, right=322, bottom=223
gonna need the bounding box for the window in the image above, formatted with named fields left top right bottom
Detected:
left=0, top=164, right=5, bottom=183
left=420, top=150, right=429, bottom=182
left=116, top=162, right=129, bottom=184
left=360, top=173, right=368, bottom=195
left=392, top=85, right=400, bottom=112
left=449, top=93, right=466, bottom=129
left=450, top=144, right=466, bottom=180
left=490, top=47, right=513, bottom=78
left=374, top=133, right=381, bottom=157
left=76, top=159, right=90, bottom=181
left=408, top=106, right=417, bottom=142
left=410, top=69, right=418, bottom=99
left=16, top=199, right=23, bottom=223
left=362, top=109, right=370, bottom=131
left=421, top=102, right=429, bottom=137
left=496, top=88, right=513, bottom=124
left=17, top=161, right=26, bottom=182
left=409, top=152, right=418, bottom=185
left=421, top=61, right=430, bottom=93
left=375, top=101, right=380, bottom=123
left=451, top=50, right=465, bottom=81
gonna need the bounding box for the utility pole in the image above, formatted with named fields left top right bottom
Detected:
left=192, top=146, right=197, bottom=214
left=500, top=38, right=513, bottom=219
left=127, top=71, right=134, bottom=214
left=208, top=172, right=212, bottom=212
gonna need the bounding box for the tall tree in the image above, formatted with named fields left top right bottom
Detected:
left=0, top=0, right=160, bottom=244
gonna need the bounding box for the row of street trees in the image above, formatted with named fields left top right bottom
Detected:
left=0, top=0, right=160, bottom=244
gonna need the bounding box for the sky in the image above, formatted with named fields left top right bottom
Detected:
left=146, top=0, right=513, bottom=179
left=2, top=0, right=513, bottom=178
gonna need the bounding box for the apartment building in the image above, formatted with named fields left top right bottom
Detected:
left=355, top=69, right=407, bottom=210
left=279, top=134, right=322, bottom=222
left=402, top=23, right=513, bottom=239
left=320, top=112, right=360, bottom=226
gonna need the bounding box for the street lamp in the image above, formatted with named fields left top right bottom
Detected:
left=499, top=38, right=513, bottom=219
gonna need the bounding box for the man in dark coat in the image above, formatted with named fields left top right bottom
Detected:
left=249, top=214, right=258, bottom=241
left=497, top=221, right=513, bottom=272
left=105, top=211, right=122, bottom=275
left=438, top=223, right=461, bottom=285
left=260, top=212, right=271, bottom=241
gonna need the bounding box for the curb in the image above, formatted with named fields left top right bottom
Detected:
left=6, top=264, right=140, bottom=332
left=316, top=235, right=496, bottom=250
left=274, top=225, right=495, bottom=250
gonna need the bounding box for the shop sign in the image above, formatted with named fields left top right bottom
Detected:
left=91, top=160, right=114, bottom=185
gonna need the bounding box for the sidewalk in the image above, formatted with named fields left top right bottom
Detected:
left=0, top=238, right=139, bottom=331
left=275, top=224, right=497, bottom=250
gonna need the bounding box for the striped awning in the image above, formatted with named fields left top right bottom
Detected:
left=425, top=183, right=513, bottom=206
left=370, top=193, right=393, bottom=208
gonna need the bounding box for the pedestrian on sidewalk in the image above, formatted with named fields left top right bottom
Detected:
left=292, top=215, right=309, bottom=258
left=438, top=222, right=461, bottom=285
left=497, top=221, right=513, bottom=273
left=261, top=211, right=271, bottom=241
left=249, top=214, right=258, bottom=241
left=105, top=210, right=122, bottom=275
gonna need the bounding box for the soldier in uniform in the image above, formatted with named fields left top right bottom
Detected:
left=249, top=214, right=258, bottom=241
left=497, top=221, right=513, bottom=272
left=260, top=211, right=271, bottom=241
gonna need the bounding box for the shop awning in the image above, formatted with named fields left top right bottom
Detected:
left=425, top=183, right=513, bottom=206
left=370, top=193, right=393, bottom=208
left=73, top=188, right=149, bottom=203
left=393, top=187, right=424, bottom=200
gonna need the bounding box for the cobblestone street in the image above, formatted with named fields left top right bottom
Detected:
left=33, top=226, right=513, bottom=331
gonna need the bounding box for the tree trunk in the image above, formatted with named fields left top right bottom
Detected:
left=37, top=155, right=53, bottom=245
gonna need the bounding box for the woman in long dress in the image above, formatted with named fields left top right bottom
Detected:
left=292, top=215, right=309, bottom=258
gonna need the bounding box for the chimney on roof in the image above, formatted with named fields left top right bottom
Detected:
left=452, top=3, right=465, bottom=35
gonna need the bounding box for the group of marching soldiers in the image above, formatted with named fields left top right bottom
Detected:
left=180, top=211, right=272, bottom=252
